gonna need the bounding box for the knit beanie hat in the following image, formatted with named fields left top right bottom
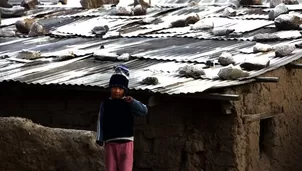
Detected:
left=109, top=64, right=129, bottom=90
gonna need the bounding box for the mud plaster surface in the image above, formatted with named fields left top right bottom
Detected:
left=228, top=59, right=302, bottom=171
left=0, top=117, right=105, bottom=171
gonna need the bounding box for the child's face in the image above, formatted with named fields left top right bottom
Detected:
left=110, top=87, right=125, bottom=99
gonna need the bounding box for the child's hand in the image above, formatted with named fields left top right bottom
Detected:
left=124, top=96, right=134, bottom=103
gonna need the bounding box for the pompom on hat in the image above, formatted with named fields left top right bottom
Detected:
left=109, top=64, right=129, bottom=90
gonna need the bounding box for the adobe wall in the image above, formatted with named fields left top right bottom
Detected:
left=0, top=82, right=239, bottom=171
left=0, top=84, right=104, bottom=131
left=133, top=97, right=239, bottom=171
left=229, top=59, right=302, bottom=171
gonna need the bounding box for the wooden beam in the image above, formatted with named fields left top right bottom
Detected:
left=194, top=93, right=240, bottom=101
left=254, top=77, right=279, bottom=83
left=242, top=113, right=282, bottom=123
left=203, top=93, right=240, bottom=101
left=286, top=63, right=302, bottom=69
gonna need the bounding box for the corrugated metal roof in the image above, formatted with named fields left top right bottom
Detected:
left=87, top=37, right=255, bottom=63
left=1, top=2, right=302, bottom=95
left=49, top=16, right=274, bottom=39
left=0, top=36, right=302, bottom=94
left=8, top=0, right=81, bottom=5
left=0, top=55, right=254, bottom=94
left=51, top=17, right=137, bottom=37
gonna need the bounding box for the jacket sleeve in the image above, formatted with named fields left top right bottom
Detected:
left=96, top=103, right=104, bottom=142
left=131, top=99, right=148, bottom=116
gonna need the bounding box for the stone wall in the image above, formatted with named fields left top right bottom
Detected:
left=229, top=60, right=302, bottom=171
left=0, top=82, right=239, bottom=171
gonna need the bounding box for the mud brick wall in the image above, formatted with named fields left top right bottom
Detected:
left=230, top=61, right=302, bottom=171
left=0, top=84, right=102, bottom=130
left=133, top=97, right=239, bottom=171
left=0, top=82, right=239, bottom=171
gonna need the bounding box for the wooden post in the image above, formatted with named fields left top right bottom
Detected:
left=242, top=113, right=282, bottom=123
left=196, top=93, right=240, bottom=101
left=254, top=77, right=279, bottom=83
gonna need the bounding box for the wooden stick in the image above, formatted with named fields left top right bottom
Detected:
left=254, top=77, right=279, bottom=82
left=286, top=63, right=302, bottom=69
left=193, top=93, right=240, bottom=101
left=242, top=113, right=282, bottom=123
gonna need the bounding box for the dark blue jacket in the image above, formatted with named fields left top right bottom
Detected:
left=96, top=98, right=148, bottom=142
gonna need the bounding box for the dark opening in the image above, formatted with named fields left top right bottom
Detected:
left=259, top=118, right=271, bottom=156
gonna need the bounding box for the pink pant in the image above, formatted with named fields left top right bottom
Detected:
left=105, top=141, right=134, bottom=171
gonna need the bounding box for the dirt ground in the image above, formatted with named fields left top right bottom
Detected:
left=0, top=117, right=104, bottom=171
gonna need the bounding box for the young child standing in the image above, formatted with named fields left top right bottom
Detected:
left=96, top=65, right=148, bottom=171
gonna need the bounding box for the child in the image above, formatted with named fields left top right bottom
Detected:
left=96, top=65, right=148, bottom=171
